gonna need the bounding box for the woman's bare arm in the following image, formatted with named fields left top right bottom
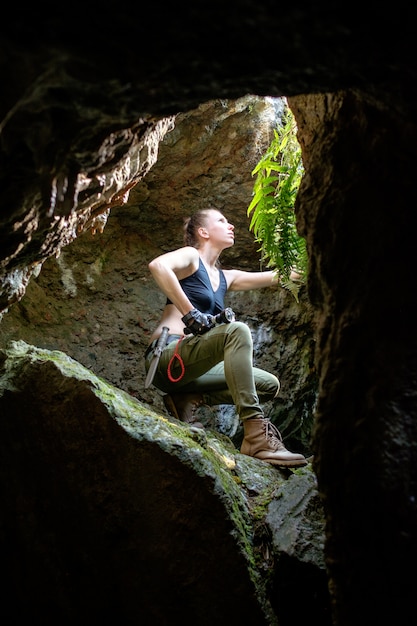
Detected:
left=148, top=246, right=200, bottom=316
left=224, top=268, right=302, bottom=291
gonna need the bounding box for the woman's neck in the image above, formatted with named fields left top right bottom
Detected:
left=198, top=244, right=221, bottom=268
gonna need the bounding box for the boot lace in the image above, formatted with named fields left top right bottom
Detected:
left=264, top=419, right=287, bottom=452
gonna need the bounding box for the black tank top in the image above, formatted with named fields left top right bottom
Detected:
left=166, top=258, right=227, bottom=314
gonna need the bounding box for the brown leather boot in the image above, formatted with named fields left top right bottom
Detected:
left=241, top=417, right=307, bottom=467
left=163, top=393, right=205, bottom=429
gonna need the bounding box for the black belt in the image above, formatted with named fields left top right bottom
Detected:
left=144, top=334, right=182, bottom=359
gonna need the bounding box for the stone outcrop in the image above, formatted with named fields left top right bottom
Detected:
left=0, top=341, right=326, bottom=625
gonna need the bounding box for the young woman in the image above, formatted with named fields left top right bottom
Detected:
left=145, top=208, right=307, bottom=467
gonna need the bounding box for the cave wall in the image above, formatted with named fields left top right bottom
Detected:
left=0, top=96, right=317, bottom=453
left=289, top=90, right=417, bottom=624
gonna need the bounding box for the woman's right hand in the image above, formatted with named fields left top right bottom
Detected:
left=181, top=308, right=213, bottom=335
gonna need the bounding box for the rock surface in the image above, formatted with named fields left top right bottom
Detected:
left=0, top=340, right=326, bottom=625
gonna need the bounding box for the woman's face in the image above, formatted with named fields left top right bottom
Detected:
left=202, top=210, right=235, bottom=249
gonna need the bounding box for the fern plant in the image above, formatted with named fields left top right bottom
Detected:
left=247, top=105, right=307, bottom=300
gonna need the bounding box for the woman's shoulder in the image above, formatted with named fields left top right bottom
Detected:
left=164, top=246, right=200, bottom=277
left=221, top=267, right=238, bottom=288
left=151, top=245, right=199, bottom=268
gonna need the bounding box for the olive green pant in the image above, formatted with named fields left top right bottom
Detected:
left=145, top=321, right=280, bottom=421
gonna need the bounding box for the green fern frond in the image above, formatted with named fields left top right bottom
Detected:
left=247, top=103, right=308, bottom=299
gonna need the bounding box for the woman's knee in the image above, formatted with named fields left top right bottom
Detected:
left=254, top=369, right=280, bottom=399
left=273, top=376, right=281, bottom=397
left=225, top=320, right=253, bottom=346
left=265, top=373, right=280, bottom=398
